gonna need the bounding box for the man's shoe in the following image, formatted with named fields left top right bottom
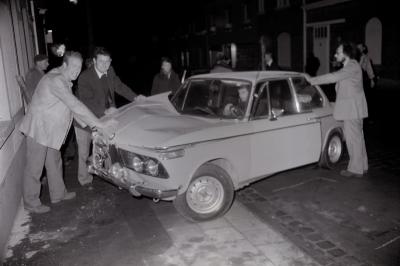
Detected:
left=51, top=191, right=76, bottom=204
left=25, top=205, right=50, bottom=214
left=340, top=170, right=363, bottom=178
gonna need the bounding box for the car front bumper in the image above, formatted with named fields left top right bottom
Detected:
left=88, top=160, right=178, bottom=200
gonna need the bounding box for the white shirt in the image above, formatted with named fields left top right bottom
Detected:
left=95, top=67, right=107, bottom=79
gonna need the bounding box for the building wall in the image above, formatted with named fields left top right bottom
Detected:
left=0, top=122, right=25, bottom=261
left=176, top=0, right=399, bottom=81
left=306, top=0, right=400, bottom=79
left=0, top=0, right=35, bottom=260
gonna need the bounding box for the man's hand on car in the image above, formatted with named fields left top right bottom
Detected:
left=95, top=118, right=118, bottom=137
left=104, top=107, right=118, bottom=115
left=134, top=95, right=146, bottom=102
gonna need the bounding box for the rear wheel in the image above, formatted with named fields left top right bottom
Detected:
left=319, top=131, right=343, bottom=169
left=173, top=164, right=234, bottom=221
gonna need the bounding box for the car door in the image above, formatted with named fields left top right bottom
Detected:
left=248, top=78, right=322, bottom=179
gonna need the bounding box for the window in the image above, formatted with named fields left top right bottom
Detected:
left=172, top=79, right=252, bottom=119
left=277, top=32, right=291, bottom=68
left=365, top=17, right=382, bottom=65
left=269, top=79, right=296, bottom=115
left=251, top=82, right=270, bottom=119
left=292, top=77, right=323, bottom=112
left=276, top=0, right=290, bottom=9
left=258, top=0, right=265, bottom=14
left=243, top=4, right=249, bottom=23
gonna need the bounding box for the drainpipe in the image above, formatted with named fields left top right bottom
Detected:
left=30, top=0, right=39, bottom=55
left=302, top=0, right=306, bottom=72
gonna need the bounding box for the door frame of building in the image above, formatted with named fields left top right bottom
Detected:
left=304, top=18, right=345, bottom=74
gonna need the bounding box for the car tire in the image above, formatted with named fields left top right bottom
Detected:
left=173, top=163, right=235, bottom=221
left=319, top=131, right=343, bottom=169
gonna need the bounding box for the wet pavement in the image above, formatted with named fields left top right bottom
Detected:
left=4, top=158, right=317, bottom=266
left=4, top=137, right=400, bottom=266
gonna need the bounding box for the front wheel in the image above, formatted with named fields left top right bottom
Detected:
left=319, top=131, right=343, bottom=169
left=173, top=164, right=234, bottom=221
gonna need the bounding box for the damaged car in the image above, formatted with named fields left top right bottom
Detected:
left=89, top=71, right=344, bottom=221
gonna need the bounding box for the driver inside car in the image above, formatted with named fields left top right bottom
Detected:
left=223, top=85, right=250, bottom=118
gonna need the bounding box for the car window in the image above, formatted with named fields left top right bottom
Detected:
left=251, top=82, right=270, bottom=119
left=269, top=79, right=297, bottom=116
left=171, top=79, right=252, bottom=119
left=292, top=77, right=323, bottom=112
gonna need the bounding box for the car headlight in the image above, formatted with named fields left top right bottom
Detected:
left=146, top=159, right=159, bottom=176
left=119, top=149, right=168, bottom=178
left=132, top=156, right=144, bottom=172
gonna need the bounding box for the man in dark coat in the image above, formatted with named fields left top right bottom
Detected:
left=210, top=53, right=233, bottom=73
left=24, top=54, right=49, bottom=103
left=263, top=51, right=281, bottom=70
left=151, top=57, right=181, bottom=95
left=75, top=47, right=144, bottom=188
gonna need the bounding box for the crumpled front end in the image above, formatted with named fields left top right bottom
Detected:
left=88, top=132, right=179, bottom=200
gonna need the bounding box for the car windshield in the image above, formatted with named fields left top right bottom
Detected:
left=171, top=79, right=252, bottom=119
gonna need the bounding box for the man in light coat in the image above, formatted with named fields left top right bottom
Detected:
left=20, top=51, right=117, bottom=213
left=306, top=43, right=368, bottom=177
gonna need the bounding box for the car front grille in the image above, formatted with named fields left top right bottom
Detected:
left=108, top=144, right=122, bottom=164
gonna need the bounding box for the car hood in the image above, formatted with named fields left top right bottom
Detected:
left=106, top=99, right=245, bottom=149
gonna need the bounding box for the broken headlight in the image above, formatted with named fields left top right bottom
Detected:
left=119, top=149, right=169, bottom=179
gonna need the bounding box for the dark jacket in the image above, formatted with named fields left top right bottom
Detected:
left=151, top=71, right=181, bottom=95
left=264, top=61, right=281, bottom=71
left=25, top=67, right=45, bottom=100
left=210, top=63, right=233, bottom=73
left=75, top=66, right=136, bottom=125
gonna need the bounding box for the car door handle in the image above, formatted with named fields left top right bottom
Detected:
left=307, top=117, right=320, bottom=122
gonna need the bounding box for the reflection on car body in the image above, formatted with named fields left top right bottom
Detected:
left=89, top=71, right=344, bottom=221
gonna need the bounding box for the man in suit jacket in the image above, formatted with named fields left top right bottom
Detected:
left=263, top=51, right=281, bottom=70
left=75, top=47, right=144, bottom=188
left=20, top=51, right=117, bottom=213
left=306, top=43, right=368, bottom=177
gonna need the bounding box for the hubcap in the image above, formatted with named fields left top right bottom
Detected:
left=328, top=135, right=342, bottom=163
left=186, top=176, right=224, bottom=214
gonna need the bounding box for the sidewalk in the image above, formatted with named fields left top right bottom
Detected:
left=145, top=200, right=317, bottom=266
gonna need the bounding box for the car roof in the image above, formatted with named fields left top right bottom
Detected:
left=190, top=71, right=304, bottom=82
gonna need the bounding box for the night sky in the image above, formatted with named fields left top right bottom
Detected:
left=43, top=0, right=196, bottom=95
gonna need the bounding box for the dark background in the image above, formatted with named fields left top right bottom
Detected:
left=44, top=0, right=195, bottom=96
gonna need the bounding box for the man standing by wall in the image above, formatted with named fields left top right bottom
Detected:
left=306, top=43, right=368, bottom=178
left=263, top=51, right=281, bottom=70
left=24, top=54, right=49, bottom=103
left=210, top=52, right=233, bottom=73
left=20, top=51, right=117, bottom=213
left=75, top=47, right=144, bottom=189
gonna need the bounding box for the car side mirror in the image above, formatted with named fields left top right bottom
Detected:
left=270, top=108, right=284, bottom=121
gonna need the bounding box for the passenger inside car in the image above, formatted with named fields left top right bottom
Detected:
left=223, top=85, right=250, bottom=118
left=207, top=80, right=223, bottom=112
